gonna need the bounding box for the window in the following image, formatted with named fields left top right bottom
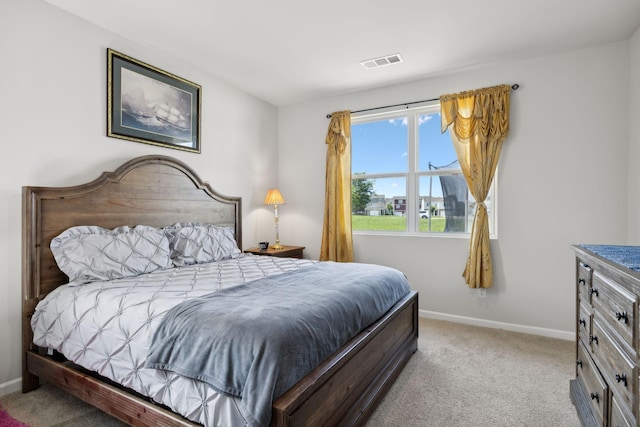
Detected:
left=351, top=103, right=496, bottom=235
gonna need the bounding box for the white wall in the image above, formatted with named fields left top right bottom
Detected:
left=278, top=41, right=631, bottom=338
left=628, top=27, right=640, bottom=242
left=0, top=0, right=279, bottom=394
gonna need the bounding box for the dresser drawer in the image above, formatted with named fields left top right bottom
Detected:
left=579, top=303, right=592, bottom=349
left=578, top=261, right=593, bottom=305
left=577, top=341, right=607, bottom=424
left=591, top=271, right=637, bottom=353
left=592, top=319, right=636, bottom=413
left=611, top=393, right=634, bottom=427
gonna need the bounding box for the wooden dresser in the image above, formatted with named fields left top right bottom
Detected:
left=571, top=245, right=640, bottom=427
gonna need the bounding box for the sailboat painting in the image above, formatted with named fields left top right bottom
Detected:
left=108, top=49, right=201, bottom=153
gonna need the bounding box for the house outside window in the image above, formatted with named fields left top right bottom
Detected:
left=351, top=103, right=496, bottom=236
left=393, top=198, right=406, bottom=215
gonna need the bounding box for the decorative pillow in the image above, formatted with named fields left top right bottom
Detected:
left=164, top=223, right=241, bottom=266
left=50, top=225, right=172, bottom=285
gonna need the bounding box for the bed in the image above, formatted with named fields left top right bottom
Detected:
left=21, top=155, right=418, bottom=426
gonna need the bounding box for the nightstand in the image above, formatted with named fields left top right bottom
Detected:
left=244, top=245, right=305, bottom=259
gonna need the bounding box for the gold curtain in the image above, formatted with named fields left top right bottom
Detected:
left=320, top=111, right=354, bottom=262
left=440, top=84, right=511, bottom=288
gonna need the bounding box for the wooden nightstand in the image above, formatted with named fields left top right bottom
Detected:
left=244, top=245, right=305, bottom=259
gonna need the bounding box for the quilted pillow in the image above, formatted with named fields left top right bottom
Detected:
left=50, top=225, right=172, bottom=285
left=164, top=223, right=241, bottom=266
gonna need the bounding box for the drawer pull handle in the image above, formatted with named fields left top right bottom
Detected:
left=576, top=359, right=583, bottom=368
left=589, top=335, right=598, bottom=345
left=578, top=278, right=586, bottom=286
left=615, top=311, right=629, bottom=324
left=590, top=288, right=599, bottom=297
left=580, top=262, right=591, bottom=269
left=590, top=392, right=599, bottom=402
left=579, top=318, right=586, bottom=327
left=615, top=373, right=628, bottom=387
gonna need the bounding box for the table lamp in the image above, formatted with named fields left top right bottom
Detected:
left=264, top=188, right=285, bottom=250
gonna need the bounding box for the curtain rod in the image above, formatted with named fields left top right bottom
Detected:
left=325, top=83, right=519, bottom=119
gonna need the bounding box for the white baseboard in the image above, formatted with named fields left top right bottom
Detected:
left=420, top=309, right=575, bottom=341
left=0, top=377, right=22, bottom=397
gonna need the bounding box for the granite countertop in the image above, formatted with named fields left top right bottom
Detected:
left=579, top=244, right=640, bottom=272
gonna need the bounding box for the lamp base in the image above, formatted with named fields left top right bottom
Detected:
left=272, top=243, right=283, bottom=250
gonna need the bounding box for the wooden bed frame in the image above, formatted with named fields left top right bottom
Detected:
left=22, top=155, right=418, bottom=426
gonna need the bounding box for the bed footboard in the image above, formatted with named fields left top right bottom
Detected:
left=272, top=290, right=418, bottom=426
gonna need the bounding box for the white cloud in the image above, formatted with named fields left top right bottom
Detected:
left=389, top=115, right=437, bottom=126
left=389, top=118, right=408, bottom=126
left=419, top=115, right=434, bottom=125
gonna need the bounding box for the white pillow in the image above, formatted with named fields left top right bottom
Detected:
left=50, top=225, right=172, bottom=285
left=164, top=223, right=241, bottom=266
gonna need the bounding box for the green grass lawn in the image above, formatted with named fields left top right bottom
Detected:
left=352, top=215, right=446, bottom=232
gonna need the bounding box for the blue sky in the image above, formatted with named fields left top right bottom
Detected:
left=352, top=113, right=457, bottom=199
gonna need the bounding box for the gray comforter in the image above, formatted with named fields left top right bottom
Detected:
left=145, top=261, right=411, bottom=427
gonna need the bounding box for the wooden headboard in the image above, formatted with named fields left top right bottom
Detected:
left=22, top=155, right=241, bottom=387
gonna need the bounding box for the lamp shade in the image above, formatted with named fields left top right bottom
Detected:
left=264, top=189, right=285, bottom=205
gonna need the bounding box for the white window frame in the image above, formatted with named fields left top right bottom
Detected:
left=351, top=103, right=498, bottom=238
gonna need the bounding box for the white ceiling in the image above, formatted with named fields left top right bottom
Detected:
left=44, top=0, right=640, bottom=106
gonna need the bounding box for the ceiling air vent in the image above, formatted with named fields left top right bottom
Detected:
left=360, top=53, right=403, bottom=70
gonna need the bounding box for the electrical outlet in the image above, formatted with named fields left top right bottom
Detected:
left=476, top=288, right=486, bottom=298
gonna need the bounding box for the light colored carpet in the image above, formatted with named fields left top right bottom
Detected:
left=0, top=318, right=580, bottom=426
left=366, top=318, right=580, bottom=427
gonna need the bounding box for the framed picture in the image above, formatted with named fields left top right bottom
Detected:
left=107, top=49, right=201, bottom=153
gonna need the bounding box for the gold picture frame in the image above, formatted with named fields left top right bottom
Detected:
left=107, top=49, right=201, bottom=153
